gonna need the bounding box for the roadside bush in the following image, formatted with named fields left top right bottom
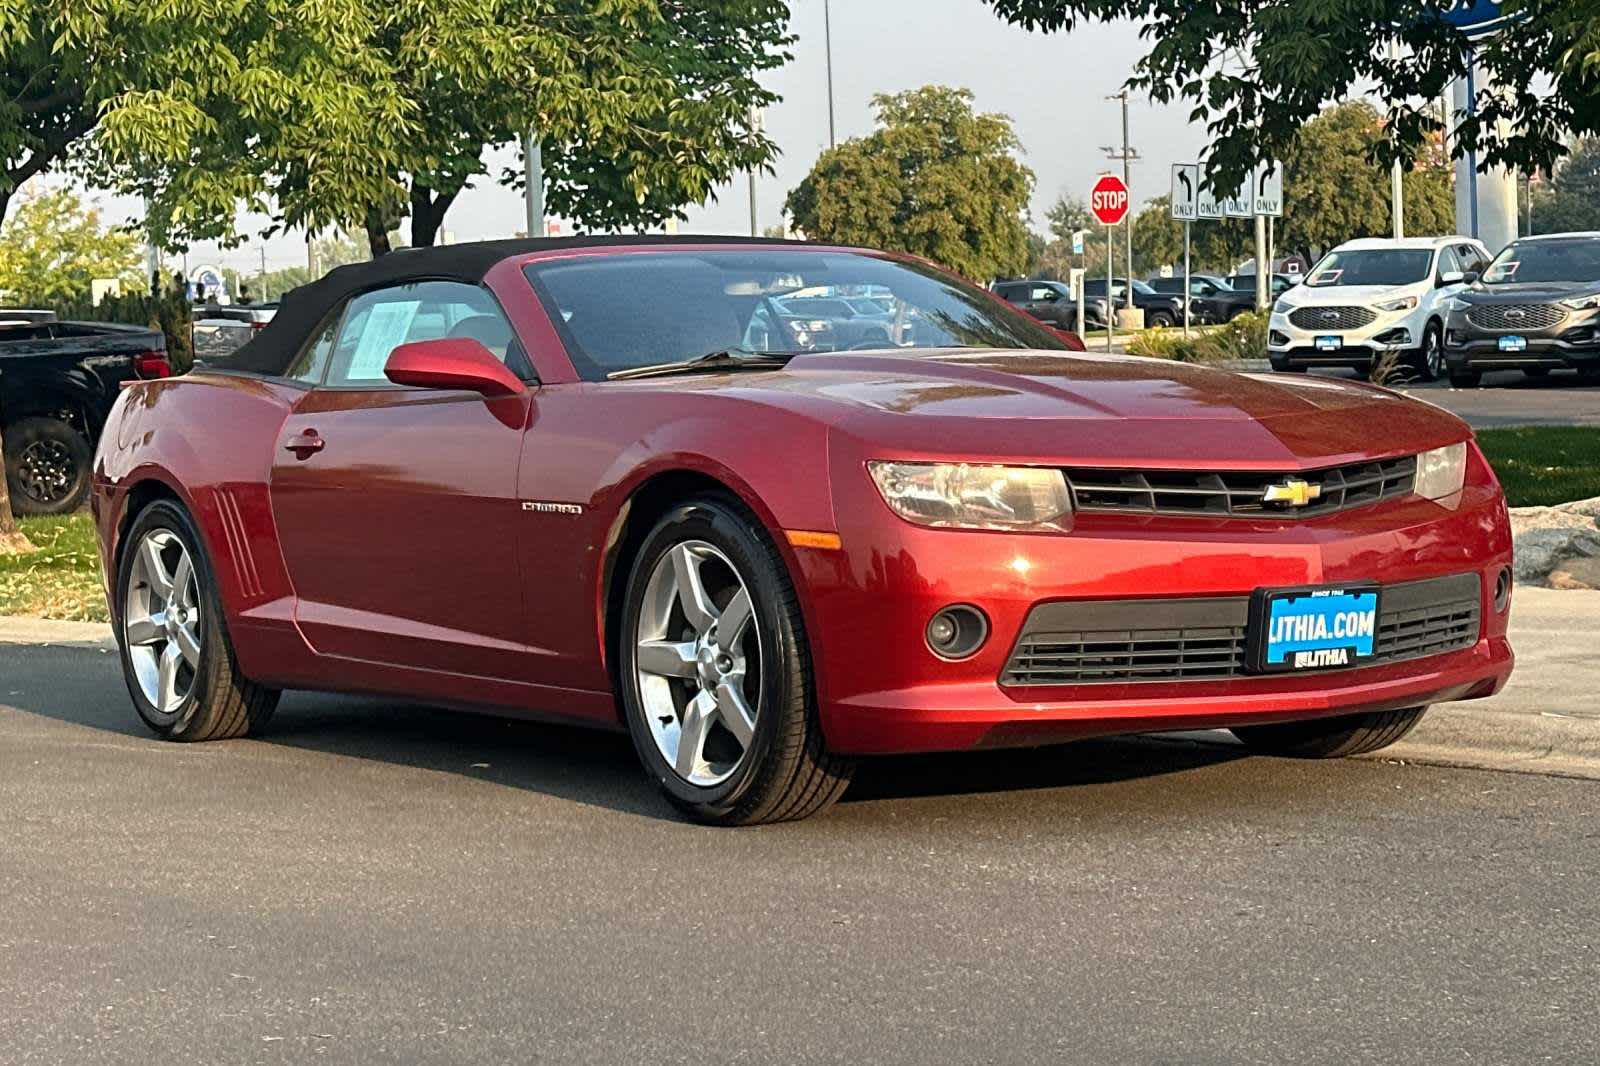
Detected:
left=57, top=271, right=194, bottom=373
left=1125, top=311, right=1268, bottom=364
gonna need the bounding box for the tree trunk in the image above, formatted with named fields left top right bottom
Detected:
left=0, top=442, right=35, bottom=554
left=365, top=207, right=394, bottom=257
left=409, top=184, right=461, bottom=248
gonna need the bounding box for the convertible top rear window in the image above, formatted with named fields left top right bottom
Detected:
left=523, top=250, right=1067, bottom=380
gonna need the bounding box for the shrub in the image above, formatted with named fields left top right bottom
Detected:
left=1125, top=311, right=1267, bottom=364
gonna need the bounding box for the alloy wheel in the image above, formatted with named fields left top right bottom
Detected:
left=1424, top=329, right=1445, bottom=380
left=17, top=439, right=75, bottom=504
left=633, top=541, right=761, bottom=787
left=123, top=530, right=203, bottom=715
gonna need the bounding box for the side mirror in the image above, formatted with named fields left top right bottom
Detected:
left=385, top=338, right=526, bottom=398
left=1438, top=270, right=1465, bottom=287
left=1462, top=270, right=1480, bottom=285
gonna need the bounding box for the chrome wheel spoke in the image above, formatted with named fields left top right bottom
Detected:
left=669, top=544, right=718, bottom=634
left=175, top=623, right=202, bottom=668
left=714, top=679, right=756, bottom=748
left=125, top=613, right=165, bottom=646
left=156, top=642, right=183, bottom=712
left=715, top=588, right=752, bottom=655
left=141, top=537, right=175, bottom=601
left=675, top=691, right=716, bottom=779
left=170, top=553, right=195, bottom=610
left=637, top=639, right=698, bottom=679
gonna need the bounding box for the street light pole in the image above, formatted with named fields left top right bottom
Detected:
left=824, top=0, right=836, bottom=148
left=1103, top=91, right=1139, bottom=314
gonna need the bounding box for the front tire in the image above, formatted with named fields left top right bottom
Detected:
left=3, top=416, right=92, bottom=516
left=116, top=500, right=279, bottom=740
left=1231, top=706, right=1428, bottom=759
left=1410, top=321, right=1445, bottom=382
left=1148, top=310, right=1175, bottom=328
left=618, top=495, right=853, bottom=825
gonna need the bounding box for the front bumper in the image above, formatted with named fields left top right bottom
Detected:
left=801, top=449, right=1513, bottom=755
left=1444, top=312, right=1600, bottom=372
left=1268, top=304, right=1425, bottom=367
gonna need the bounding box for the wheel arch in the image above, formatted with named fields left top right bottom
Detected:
left=597, top=466, right=803, bottom=691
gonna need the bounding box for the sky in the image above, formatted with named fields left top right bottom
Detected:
left=83, top=0, right=1211, bottom=279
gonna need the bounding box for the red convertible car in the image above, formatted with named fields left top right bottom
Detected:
left=92, top=237, right=1515, bottom=824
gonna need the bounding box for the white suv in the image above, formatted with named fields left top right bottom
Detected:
left=1268, top=236, right=1490, bottom=381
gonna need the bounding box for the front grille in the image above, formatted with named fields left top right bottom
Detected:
left=1001, top=573, right=1480, bottom=686
left=1289, top=305, right=1377, bottom=331
left=1465, top=303, right=1566, bottom=331
left=1063, top=455, right=1416, bottom=520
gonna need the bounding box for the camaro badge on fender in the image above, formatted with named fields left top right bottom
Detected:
left=1262, top=478, right=1322, bottom=507
left=523, top=501, right=584, bottom=515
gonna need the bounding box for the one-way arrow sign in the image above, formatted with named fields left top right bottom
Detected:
left=1170, top=163, right=1199, bottom=221
left=1254, top=163, right=1284, bottom=217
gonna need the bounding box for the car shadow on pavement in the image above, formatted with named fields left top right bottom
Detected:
left=2, top=644, right=1250, bottom=824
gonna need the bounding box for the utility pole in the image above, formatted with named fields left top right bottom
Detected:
left=824, top=0, right=836, bottom=147
left=523, top=127, right=545, bottom=238
left=748, top=106, right=763, bottom=236
left=1102, top=91, right=1139, bottom=312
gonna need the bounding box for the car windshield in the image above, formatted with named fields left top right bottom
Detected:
left=524, top=250, right=1068, bottom=380
left=1482, top=238, right=1600, bottom=285
left=1128, top=279, right=1157, bottom=295
left=1306, top=249, right=1434, bottom=287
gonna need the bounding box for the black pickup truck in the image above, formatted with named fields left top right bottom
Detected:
left=1, top=318, right=170, bottom=515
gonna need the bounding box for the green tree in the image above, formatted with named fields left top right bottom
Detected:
left=1531, top=137, right=1600, bottom=233
left=1045, top=195, right=1095, bottom=243
left=1279, top=102, right=1453, bottom=264
left=2, top=3, right=406, bottom=238
left=0, top=187, right=144, bottom=305
left=983, top=0, right=1599, bottom=188
left=786, top=86, right=1034, bottom=281
left=119, top=1, right=790, bottom=255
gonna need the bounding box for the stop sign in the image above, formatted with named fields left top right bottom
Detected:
left=1090, top=174, right=1130, bottom=225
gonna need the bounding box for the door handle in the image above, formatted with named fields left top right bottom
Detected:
left=284, top=430, right=325, bottom=458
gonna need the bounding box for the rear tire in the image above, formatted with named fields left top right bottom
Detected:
left=1231, top=706, right=1428, bottom=759
left=1448, top=369, right=1482, bottom=389
left=1148, top=310, right=1175, bottom=328
left=3, top=416, right=92, bottom=516
left=115, top=500, right=279, bottom=741
left=618, top=494, right=853, bottom=825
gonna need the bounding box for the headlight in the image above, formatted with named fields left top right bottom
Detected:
left=1272, top=297, right=1293, bottom=314
left=1561, top=293, right=1600, bottom=311
left=868, top=461, right=1071, bottom=530
left=1374, top=295, right=1419, bottom=312
left=1446, top=296, right=1471, bottom=312
left=1415, top=442, right=1468, bottom=501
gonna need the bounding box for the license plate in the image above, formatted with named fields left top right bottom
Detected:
left=1250, top=585, right=1380, bottom=673
left=1498, top=335, right=1527, bottom=352
left=1315, top=335, right=1341, bottom=351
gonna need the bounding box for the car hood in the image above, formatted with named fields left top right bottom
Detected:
left=654, top=349, right=1467, bottom=467
left=1280, top=283, right=1424, bottom=307
left=1460, top=282, right=1594, bottom=303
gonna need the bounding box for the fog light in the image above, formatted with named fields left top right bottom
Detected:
left=926, top=605, right=989, bottom=660
left=1494, top=567, right=1513, bottom=613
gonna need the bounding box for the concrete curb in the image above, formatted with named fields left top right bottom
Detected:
left=0, top=617, right=115, bottom=649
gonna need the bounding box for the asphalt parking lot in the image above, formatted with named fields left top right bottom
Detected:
left=3, top=640, right=1597, bottom=1065
left=1314, top=367, right=1600, bottom=427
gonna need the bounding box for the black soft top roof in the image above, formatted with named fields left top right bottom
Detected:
left=217, top=235, right=821, bottom=376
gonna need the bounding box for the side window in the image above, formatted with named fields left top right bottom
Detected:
left=286, top=310, right=342, bottom=384
left=1436, top=246, right=1462, bottom=280
left=323, top=280, right=525, bottom=388
left=1029, top=285, right=1059, bottom=303
left=1458, top=245, right=1486, bottom=273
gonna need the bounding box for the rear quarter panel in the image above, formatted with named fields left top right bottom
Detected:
left=94, top=373, right=301, bottom=677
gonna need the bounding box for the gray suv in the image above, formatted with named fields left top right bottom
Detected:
left=1443, top=232, right=1600, bottom=387
left=991, top=280, right=1110, bottom=331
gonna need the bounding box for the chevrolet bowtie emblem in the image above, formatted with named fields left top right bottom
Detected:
left=1262, top=478, right=1322, bottom=507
